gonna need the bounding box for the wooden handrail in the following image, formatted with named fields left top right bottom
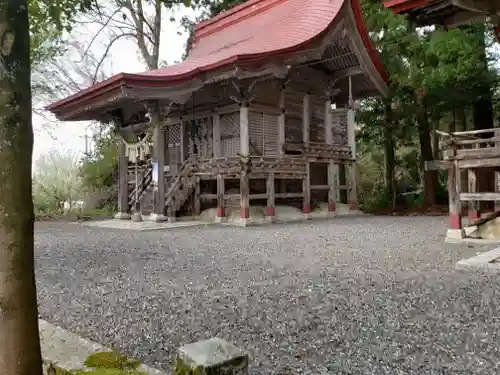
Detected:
left=128, top=166, right=152, bottom=205
left=164, top=157, right=196, bottom=206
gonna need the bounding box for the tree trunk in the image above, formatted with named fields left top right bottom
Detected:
left=0, top=2, right=43, bottom=375
left=384, top=104, right=396, bottom=209
left=417, top=102, right=437, bottom=207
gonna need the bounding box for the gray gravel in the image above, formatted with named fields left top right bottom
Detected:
left=35, top=216, right=500, bottom=374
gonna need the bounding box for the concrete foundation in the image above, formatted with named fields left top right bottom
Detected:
left=456, top=246, right=500, bottom=272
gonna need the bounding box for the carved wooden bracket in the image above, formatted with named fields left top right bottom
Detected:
left=230, top=80, right=258, bottom=106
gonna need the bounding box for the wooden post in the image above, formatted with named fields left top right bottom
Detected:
left=325, top=99, right=336, bottom=212
left=448, top=160, right=463, bottom=232
left=213, top=113, right=221, bottom=158
left=328, top=160, right=337, bottom=212
left=468, top=168, right=480, bottom=222
left=152, top=112, right=167, bottom=221
left=266, top=172, right=275, bottom=221
left=496, top=128, right=500, bottom=212
left=180, top=117, right=188, bottom=162
left=278, top=88, right=286, bottom=155
left=496, top=170, right=500, bottom=212
left=194, top=176, right=201, bottom=216
left=240, top=103, right=250, bottom=220
left=240, top=104, right=249, bottom=156
left=303, top=161, right=311, bottom=215
left=347, top=107, right=357, bottom=210
left=303, top=93, right=310, bottom=143
left=115, top=137, right=130, bottom=219
left=216, top=174, right=225, bottom=221
left=278, top=88, right=287, bottom=195
left=324, top=99, right=333, bottom=145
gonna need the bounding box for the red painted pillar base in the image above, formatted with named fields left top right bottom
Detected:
left=266, top=207, right=275, bottom=217
left=303, top=204, right=312, bottom=214
left=348, top=200, right=358, bottom=210
left=449, top=213, right=463, bottom=230
left=216, top=207, right=224, bottom=218
left=328, top=203, right=336, bottom=212
left=241, top=207, right=249, bottom=219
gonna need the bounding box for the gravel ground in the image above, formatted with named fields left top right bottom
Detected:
left=35, top=216, right=500, bottom=374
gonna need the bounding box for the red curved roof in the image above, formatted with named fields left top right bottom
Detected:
left=48, top=0, right=388, bottom=114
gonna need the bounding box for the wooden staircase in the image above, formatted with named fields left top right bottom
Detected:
left=164, top=158, right=198, bottom=216
left=128, top=165, right=153, bottom=213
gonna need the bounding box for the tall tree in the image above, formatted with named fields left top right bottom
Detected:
left=0, top=1, right=95, bottom=374
left=0, top=1, right=41, bottom=374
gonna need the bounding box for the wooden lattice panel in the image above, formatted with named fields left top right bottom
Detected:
left=310, top=116, right=325, bottom=143
left=249, top=111, right=264, bottom=155
left=220, top=112, right=240, bottom=157
left=285, top=116, right=302, bottom=143
left=331, top=109, right=348, bottom=147
left=167, top=124, right=181, bottom=172
left=168, top=124, right=181, bottom=147
left=263, top=113, right=279, bottom=156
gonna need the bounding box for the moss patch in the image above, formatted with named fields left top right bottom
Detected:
left=46, top=351, right=145, bottom=375
left=84, top=351, right=141, bottom=370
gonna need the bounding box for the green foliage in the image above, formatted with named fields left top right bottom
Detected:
left=80, top=131, right=118, bottom=189
left=30, top=0, right=97, bottom=66
left=356, top=0, right=498, bottom=211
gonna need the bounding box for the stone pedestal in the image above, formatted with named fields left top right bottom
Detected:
left=131, top=212, right=143, bottom=222
left=114, top=212, right=130, bottom=220
left=445, top=228, right=466, bottom=241
left=175, top=337, right=248, bottom=375
left=149, top=213, right=167, bottom=222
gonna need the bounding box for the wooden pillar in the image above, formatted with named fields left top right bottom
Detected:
left=496, top=170, right=500, bottom=212
left=213, top=113, right=221, bottom=158
left=448, top=160, right=462, bottom=231
left=266, top=172, right=275, bottom=220
left=302, top=93, right=310, bottom=143
left=278, top=88, right=286, bottom=194
left=180, top=117, right=188, bottom=162
left=240, top=103, right=250, bottom=219
left=325, top=99, right=336, bottom=212
left=496, top=128, right=500, bottom=212
left=193, top=176, right=201, bottom=216
left=468, top=168, right=480, bottom=222
left=240, top=104, right=249, bottom=156
left=347, top=107, right=357, bottom=210
left=278, top=88, right=286, bottom=155
left=328, top=160, right=337, bottom=212
left=303, top=161, right=311, bottom=215
left=115, top=137, right=130, bottom=219
left=216, top=174, right=225, bottom=221
left=152, top=113, right=167, bottom=221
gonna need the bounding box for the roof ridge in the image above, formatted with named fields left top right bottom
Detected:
left=193, top=0, right=286, bottom=42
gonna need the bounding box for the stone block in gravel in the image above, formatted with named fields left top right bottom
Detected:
left=176, top=337, right=248, bottom=375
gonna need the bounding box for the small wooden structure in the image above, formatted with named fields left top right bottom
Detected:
left=47, top=0, right=388, bottom=223
left=384, top=0, right=500, bottom=40
left=426, top=128, right=500, bottom=239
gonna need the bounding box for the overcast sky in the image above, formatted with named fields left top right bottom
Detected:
left=33, top=5, right=197, bottom=165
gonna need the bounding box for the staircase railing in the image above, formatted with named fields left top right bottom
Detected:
left=164, top=157, right=197, bottom=210
left=128, top=165, right=153, bottom=208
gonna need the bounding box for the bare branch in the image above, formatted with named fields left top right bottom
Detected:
left=93, top=32, right=136, bottom=83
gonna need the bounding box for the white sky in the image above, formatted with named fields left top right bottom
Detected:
left=33, top=6, right=197, bottom=164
